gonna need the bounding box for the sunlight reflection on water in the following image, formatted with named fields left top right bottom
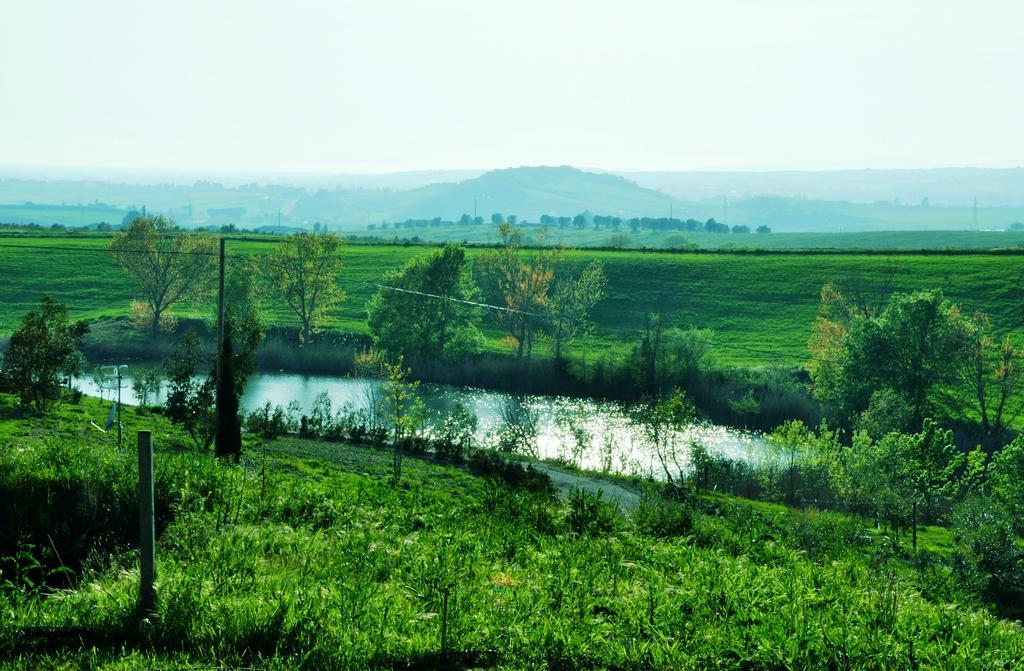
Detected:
left=75, top=371, right=767, bottom=479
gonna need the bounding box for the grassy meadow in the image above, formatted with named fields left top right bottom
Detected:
left=3, top=392, right=1024, bottom=669
left=360, top=224, right=1024, bottom=251
left=3, top=234, right=1024, bottom=367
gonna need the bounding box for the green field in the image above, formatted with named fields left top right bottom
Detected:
left=3, top=394, right=1023, bottom=669
left=3, top=235, right=1024, bottom=366
left=368, top=225, right=1024, bottom=251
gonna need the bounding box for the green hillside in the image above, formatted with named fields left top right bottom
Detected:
left=3, top=235, right=1024, bottom=367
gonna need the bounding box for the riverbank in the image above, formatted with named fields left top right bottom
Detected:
left=3, top=391, right=1022, bottom=669
left=76, top=315, right=821, bottom=435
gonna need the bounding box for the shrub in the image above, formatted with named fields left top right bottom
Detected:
left=468, top=450, right=553, bottom=496
left=951, top=497, right=1024, bottom=604
left=566, top=489, right=621, bottom=536
left=245, top=401, right=289, bottom=438
left=633, top=493, right=694, bottom=537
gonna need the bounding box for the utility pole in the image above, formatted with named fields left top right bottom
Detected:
left=137, top=430, right=156, bottom=615
left=214, top=237, right=226, bottom=451
left=972, top=197, right=978, bottom=231
left=473, top=197, right=477, bottom=220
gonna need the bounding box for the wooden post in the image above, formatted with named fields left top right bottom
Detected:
left=138, top=430, right=156, bottom=614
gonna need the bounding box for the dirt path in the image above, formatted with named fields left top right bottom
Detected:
left=528, top=462, right=644, bottom=510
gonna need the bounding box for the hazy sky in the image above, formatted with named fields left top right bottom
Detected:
left=2, top=0, right=1022, bottom=173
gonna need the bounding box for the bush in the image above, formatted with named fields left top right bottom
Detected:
left=951, top=497, right=1024, bottom=604
left=245, top=401, right=289, bottom=439
left=633, top=493, right=694, bottom=537
left=566, top=489, right=621, bottom=536
left=468, top=450, right=553, bottom=496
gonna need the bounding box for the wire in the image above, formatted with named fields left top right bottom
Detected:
left=343, top=278, right=544, bottom=317
left=0, top=241, right=836, bottom=364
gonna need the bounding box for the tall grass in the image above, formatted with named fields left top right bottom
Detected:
left=3, top=394, right=1024, bottom=668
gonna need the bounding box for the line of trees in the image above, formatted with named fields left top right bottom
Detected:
left=808, top=282, right=1023, bottom=444
left=371, top=213, right=772, bottom=236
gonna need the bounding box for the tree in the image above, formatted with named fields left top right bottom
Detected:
left=262, top=232, right=346, bottom=343
left=636, top=389, right=696, bottom=484
left=224, top=256, right=266, bottom=395
left=810, top=288, right=968, bottom=429
left=381, top=357, right=424, bottom=485
left=896, top=420, right=964, bottom=549
left=164, top=331, right=216, bottom=451
left=989, top=437, right=1024, bottom=534
left=546, top=260, right=606, bottom=364
left=2, top=296, right=89, bottom=411
left=476, top=224, right=555, bottom=360
left=958, top=311, right=1023, bottom=441
left=768, top=420, right=813, bottom=506
left=366, top=245, right=483, bottom=361
left=214, top=319, right=243, bottom=461
left=109, top=215, right=217, bottom=336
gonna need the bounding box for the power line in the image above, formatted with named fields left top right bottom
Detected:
left=342, top=278, right=543, bottom=317
left=0, top=242, right=837, bottom=364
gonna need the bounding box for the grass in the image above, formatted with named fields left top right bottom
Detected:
left=362, top=224, right=1024, bottom=251
left=3, top=234, right=1024, bottom=368
left=2, top=392, right=1024, bottom=669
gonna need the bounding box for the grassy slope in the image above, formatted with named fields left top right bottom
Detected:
left=2, top=394, right=1023, bottom=669
left=2, top=235, right=1024, bottom=366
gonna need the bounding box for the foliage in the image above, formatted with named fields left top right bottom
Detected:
left=223, top=255, right=267, bottom=395
left=546, top=259, right=606, bottom=362
left=108, top=215, right=217, bottom=336
left=261, top=232, right=346, bottom=343
left=811, top=288, right=970, bottom=429
left=989, top=437, right=1024, bottom=534
left=494, top=395, right=539, bottom=456
left=163, top=331, right=215, bottom=450
left=633, top=389, right=696, bottom=483
left=951, top=497, right=1024, bottom=603
left=1, top=296, right=88, bottom=411
left=957, top=311, right=1024, bottom=439
left=431, top=400, right=478, bottom=461
left=130, top=367, right=162, bottom=407
left=476, top=224, right=556, bottom=359
left=245, top=401, right=289, bottom=439
left=855, top=388, right=913, bottom=439
left=366, top=244, right=483, bottom=360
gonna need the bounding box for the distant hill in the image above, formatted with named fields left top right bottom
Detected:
left=2, top=165, right=1024, bottom=233
left=624, top=167, right=1024, bottom=207
left=317, top=166, right=675, bottom=223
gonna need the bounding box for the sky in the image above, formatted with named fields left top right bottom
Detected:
left=1, top=0, right=1022, bottom=174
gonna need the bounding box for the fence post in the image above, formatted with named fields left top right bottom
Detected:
left=138, top=430, right=156, bottom=615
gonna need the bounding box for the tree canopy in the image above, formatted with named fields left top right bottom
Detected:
left=108, top=215, right=217, bottom=336
left=262, top=232, right=346, bottom=343
left=2, top=296, right=89, bottom=411
left=366, top=244, right=482, bottom=361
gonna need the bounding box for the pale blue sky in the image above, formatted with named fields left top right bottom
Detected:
left=1, top=0, right=1021, bottom=173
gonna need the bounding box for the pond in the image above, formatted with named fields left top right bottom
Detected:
left=75, top=370, right=767, bottom=479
